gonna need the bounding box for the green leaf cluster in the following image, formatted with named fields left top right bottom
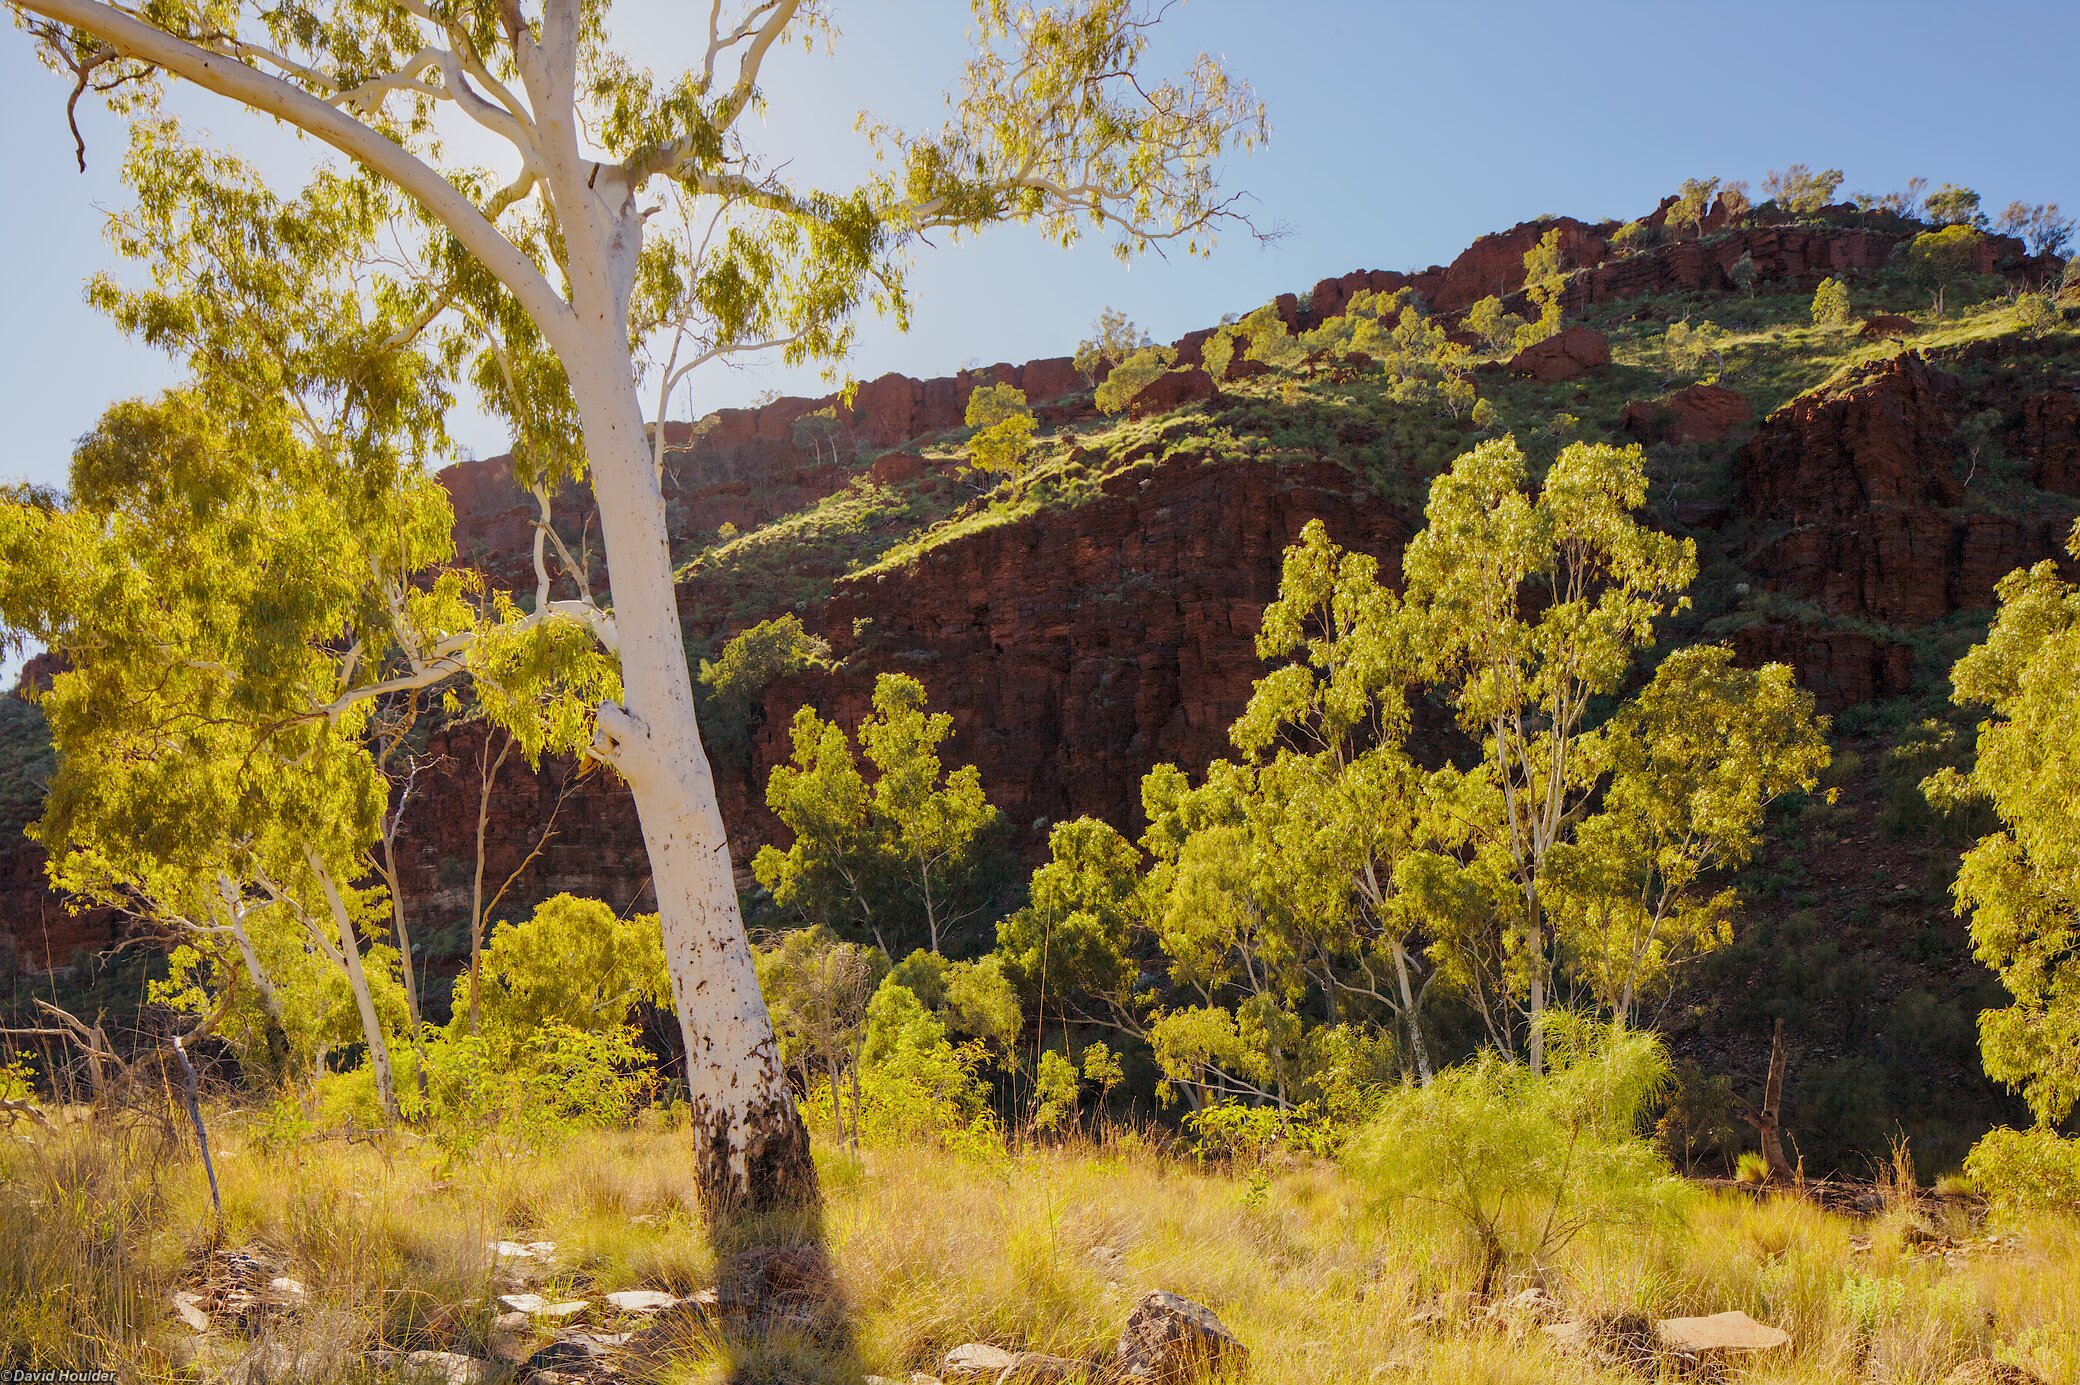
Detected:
left=755, top=673, right=1006, bottom=957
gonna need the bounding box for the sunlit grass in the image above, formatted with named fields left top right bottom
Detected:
left=3, top=1111, right=2076, bottom=1382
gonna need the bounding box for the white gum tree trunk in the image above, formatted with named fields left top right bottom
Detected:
left=558, top=263, right=811, bottom=1209
left=308, top=847, right=400, bottom=1121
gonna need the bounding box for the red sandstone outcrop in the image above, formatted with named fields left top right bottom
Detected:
left=1729, top=624, right=1914, bottom=711
left=9, top=652, right=66, bottom=701
left=1305, top=217, right=1609, bottom=323
left=1127, top=368, right=1218, bottom=419
left=1508, top=327, right=1611, bottom=382
left=734, top=455, right=1414, bottom=843
left=7, top=205, right=2077, bottom=972
left=444, top=357, right=1091, bottom=595
left=1620, top=384, right=1753, bottom=445
left=2021, top=389, right=2080, bottom=496
left=1737, top=352, right=2076, bottom=625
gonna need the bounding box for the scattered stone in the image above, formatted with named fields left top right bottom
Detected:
left=263, top=1276, right=308, bottom=1305
left=485, top=1310, right=541, bottom=1365
left=1112, top=1291, right=1247, bottom=1382
left=490, top=1240, right=557, bottom=1261
left=497, top=1292, right=590, bottom=1321
left=996, top=1352, right=1082, bottom=1383
left=603, top=1289, right=680, bottom=1314
left=1545, top=1312, right=1657, bottom=1369
left=1945, top=1362, right=2051, bottom=1385
left=1656, top=1310, right=1790, bottom=1355
left=1506, top=327, right=1611, bottom=383
left=402, top=1350, right=498, bottom=1385
left=524, top=1333, right=624, bottom=1374
left=1087, top=1244, right=1127, bottom=1280
left=941, top=1343, right=1018, bottom=1381
left=1849, top=1234, right=1874, bottom=1255
left=171, top=1289, right=211, bottom=1334
left=1505, top=1286, right=1562, bottom=1322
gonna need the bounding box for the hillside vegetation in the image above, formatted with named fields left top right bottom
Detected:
left=6, top=178, right=2080, bottom=1382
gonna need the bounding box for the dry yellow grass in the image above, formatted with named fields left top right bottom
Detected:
left=3, top=1109, right=2075, bottom=1384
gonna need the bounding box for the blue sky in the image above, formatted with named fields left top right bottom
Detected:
left=2, top=0, right=2076, bottom=501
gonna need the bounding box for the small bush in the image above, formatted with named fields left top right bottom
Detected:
left=1963, top=1126, right=2080, bottom=1210
left=1094, top=345, right=1177, bottom=414
left=1344, top=1017, right=1679, bottom=1294
left=1812, top=276, right=1853, bottom=327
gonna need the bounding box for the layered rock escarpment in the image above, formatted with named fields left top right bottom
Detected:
left=727, top=456, right=1412, bottom=846
left=1730, top=343, right=2080, bottom=707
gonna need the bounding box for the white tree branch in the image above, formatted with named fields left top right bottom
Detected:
left=17, top=0, right=574, bottom=347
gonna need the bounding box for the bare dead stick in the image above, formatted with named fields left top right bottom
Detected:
left=171, top=1037, right=222, bottom=1220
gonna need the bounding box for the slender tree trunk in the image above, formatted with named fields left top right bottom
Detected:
left=218, top=879, right=292, bottom=1073
left=308, top=847, right=398, bottom=1121
left=467, top=732, right=510, bottom=1035
left=563, top=321, right=813, bottom=1213
left=1390, top=943, right=1433, bottom=1083
left=381, top=834, right=432, bottom=1101
left=1526, top=881, right=1547, bottom=1076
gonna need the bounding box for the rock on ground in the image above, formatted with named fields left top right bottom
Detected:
left=1112, top=1291, right=1247, bottom=1382
left=1656, top=1310, right=1790, bottom=1354
left=940, top=1343, right=1083, bottom=1385
left=602, top=1289, right=680, bottom=1314
left=403, top=1350, right=499, bottom=1385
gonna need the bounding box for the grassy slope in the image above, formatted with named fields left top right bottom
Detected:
left=5, top=1118, right=2076, bottom=1382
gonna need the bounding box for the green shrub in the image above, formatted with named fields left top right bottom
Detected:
left=1963, top=1126, right=2080, bottom=1210
left=459, top=893, right=671, bottom=1044
left=843, top=979, right=997, bottom=1151
left=1812, top=276, right=1853, bottom=327
left=1094, top=345, right=1178, bottom=414
left=1344, top=1017, right=1679, bottom=1294
left=698, top=613, right=833, bottom=751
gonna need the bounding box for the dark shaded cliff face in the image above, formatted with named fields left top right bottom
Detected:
left=729, top=458, right=1414, bottom=845
left=5, top=200, right=2078, bottom=1171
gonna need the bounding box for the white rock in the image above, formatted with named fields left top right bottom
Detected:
left=489, top=1239, right=557, bottom=1260
left=941, top=1343, right=1019, bottom=1381
left=404, top=1349, right=498, bottom=1385
left=496, top=1291, right=589, bottom=1320
left=171, top=1290, right=210, bottom=1334
left=487, top=1310, right=535, bottom=1364
left=603, top=1289, right=680, bottom=1314
left=1657, top=1311, right=1790, bottom=1354
left=263, top=1276, right=308, bottom=1304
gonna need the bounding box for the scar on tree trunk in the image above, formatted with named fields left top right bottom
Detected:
left=691, top=1087, right=820, bottom=1218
